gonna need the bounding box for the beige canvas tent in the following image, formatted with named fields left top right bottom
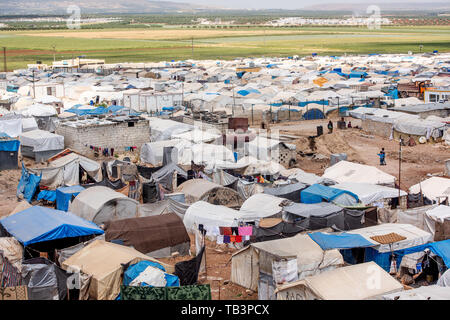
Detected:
left=176, top=179, right=243, bottom=208
left=231, top=233, right=343, bottom=292
left=61, top=240, right=174, bottom=300
left=275, top=262, right=403, bottom=300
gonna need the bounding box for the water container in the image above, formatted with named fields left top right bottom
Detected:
left=142, top=182, right=158, bottom=203
left=317, top=125, right=323, bottom=136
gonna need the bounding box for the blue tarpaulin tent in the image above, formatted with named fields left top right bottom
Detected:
left=308, top=232, right=374, bottom=250
left=302, top=108, right=325, bottom=120
left=17, top=163, right=41, bottom=203
left=56, top=185, right=85, bottom=212
left=0, top=206, right=103, bottom=246
left=301, top=184, right=359, bottom=204
left=429, top=239, right=450, bottom=268
left=0, top=139, right=20, bottom=152
left=340, top=239, right=450, bottom=272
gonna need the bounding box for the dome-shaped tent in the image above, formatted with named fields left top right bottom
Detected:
left=69, top=186, right=139, bottom=225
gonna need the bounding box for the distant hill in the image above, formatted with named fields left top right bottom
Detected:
left=303, top=2, right=450, bottom=12
left=0, top=0, right=217, bottom=15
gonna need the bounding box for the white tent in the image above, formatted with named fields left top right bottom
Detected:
left=140, top=139, right=182, bottom=166
left=347, top=223, right=433, bottom=253
left=69, top=186, right=139, bottom=225
left=183, top=201, right=244, bottom=233
left=19, top=129, right=64, bottom=152
left=333, top=182, right=407, bottom=205
left=322, top=161, right=396, bottom=186
left=231, top=233, right=344, bottom=292
left=239, top=193, right=290, bottom=220
left=29, top=152, right=102, bottom=189
left=275, top=262, right=403, bottom=300
left=409, top=177, right=450, bottom=202
left=383, top=285, right=450, bottom=300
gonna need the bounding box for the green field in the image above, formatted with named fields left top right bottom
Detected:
left=1, top=25, right=450, bottom=70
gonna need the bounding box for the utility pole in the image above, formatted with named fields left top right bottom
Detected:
left=191, top=37, right=194, bottom=59
left=32, top=69, right=36, bottom=98
left=52, top=45, right=56, bottom=62
left=398, top=137, right=403, bottom=199
left=2, top=47, right=6, bottom=72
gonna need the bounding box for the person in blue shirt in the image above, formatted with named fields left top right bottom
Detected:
left=377, top=148, right=386, bottom=165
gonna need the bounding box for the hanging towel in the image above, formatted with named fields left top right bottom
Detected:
left=238, top=226, right=253, bottom=236
left=220, top=227, right=232, bottom=236
left=231, top=227, right=239, bottom=236
left=223, top=236, right=230, bottom=243
left=235, top=236, right=242, bottom=243
left=216, top=236, right=224, bottom=244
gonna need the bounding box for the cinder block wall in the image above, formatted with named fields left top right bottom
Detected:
left=56, top=120, right=150, bottom=157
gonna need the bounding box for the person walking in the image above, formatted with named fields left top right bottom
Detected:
left=327, top=120, right=333, bottom=134
left=377, top=148, right=386, bottom=166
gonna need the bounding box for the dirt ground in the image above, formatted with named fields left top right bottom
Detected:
left=271, top=117, right=449, bottom=190
left=0, top=116, right=448, bottom=300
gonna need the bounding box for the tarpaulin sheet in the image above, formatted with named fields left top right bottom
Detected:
left=0, top=140, right=20, bottom=152
left=56, top=185, right=85, bottom=212
left=36, top=190, right=56, bottom=202
left=16, top=163, right=41, bottom=203
left=123, top=261, right=179, bottom=287
left=429, top=239, right=450, bottom=268
left=300, top=184, right=359, bottom=204
left=308, top=232, right=374, bottom=250
left=0, top=206, right=104, bottom=246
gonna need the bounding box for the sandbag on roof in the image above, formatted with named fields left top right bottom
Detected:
left=347, top=223, right=433, bottom=253
left=176, top=179, right=243, bottom=208
left=61, top=240, right=174, bottom=300
left=104, top=213, right=190, bottom=257
left=275, top=262, right=403, bottom=300
left=0, top=206, right=103, bottom=246
left=322, top=161, right=396, bottom=186
left=69, top=186, right=139, bottom=225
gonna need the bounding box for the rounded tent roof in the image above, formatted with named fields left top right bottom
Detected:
left=69, top=186, right=139, bottom=225
left=176, top=179, right=243, bottom=207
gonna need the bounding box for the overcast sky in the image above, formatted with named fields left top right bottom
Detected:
left=172, top=0, right=420, bottom=10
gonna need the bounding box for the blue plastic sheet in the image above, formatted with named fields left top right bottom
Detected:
left=0, top=140, right=20, bottom=152
left=429, top=239, right=450, bottom=268
left=56, top=185, right=85, bottom=212
left=16, top=163, right=41, bottom=203
left=37, top=190, right=56, bottom=202
left=123, top=261, right=180, bottom=287
left=0, top=206, right=103, bottom=246
left=309, top=232, right=374, bottom=250
left=300, top=184, right=359, bottom=204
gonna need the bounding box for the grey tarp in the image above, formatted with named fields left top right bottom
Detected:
left=264, top=182, right=308, bottom=203
left=283, top=202, right=365, bottom=231
left=21, top=258, right=69, bottom=300
left=152, top=163, right=188, bottom=191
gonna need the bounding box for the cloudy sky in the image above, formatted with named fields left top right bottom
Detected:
left=170, top=0, right=422, bottom=10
